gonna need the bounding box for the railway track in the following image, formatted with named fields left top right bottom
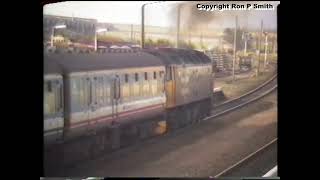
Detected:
left=207, top=74, right=277, bottom=120
left=214, top=138, right=278, bottom=177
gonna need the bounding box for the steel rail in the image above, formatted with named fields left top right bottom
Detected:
left=215, top=74, right=277, bottom=107
left=214, top=138, right=277, bottom=178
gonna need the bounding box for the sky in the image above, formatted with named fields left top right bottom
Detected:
left=43, top=1, right=280, bottom=30
left=43, top=1, right=173, bottom=25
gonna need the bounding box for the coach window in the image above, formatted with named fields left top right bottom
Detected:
left=133, top=73, right=140, bottom=97
left=153, top=72, right=157, bottom=79
left=70, top=78, right=82, bottom=112
left=104, top=76, right=111, bottom=105
left=152, top=72, right=157, bottom=95
left=82, top=77, right=91, bottom=110
left=166, top=67, right=172, bottom=81
left=135, top=73, right=139, bottom=82
left=97, top=77, right=104, bottom=105
left=122, top=74, right=130, bottom=102
left=143, top=72, right=149, bottom=96
left=85, top=77, right=92, bottom=108
left=125, top=74, right=129, bottom=83
left=156, top=72, right=162, bottom=94
left=159, top=71, right=164, bottom=78
left=144, top=72, right=148, bottom=81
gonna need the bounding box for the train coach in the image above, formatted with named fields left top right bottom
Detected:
left=44, top=48, right=213, bottom=167
left=44, top=50, right=166, bottom=146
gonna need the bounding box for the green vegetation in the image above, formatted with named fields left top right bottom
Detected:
left=179, top=40, right=197, bottom=49
left=145, top=38, right=155, bottom=47
left=223, top=28, right=250, bottom=51
left=98, top=35, right=125, bottom=43
left=144, top=38, right=174, bottom=47
left=156, top=38, right=173, bottom=47
left=68, top=34, right=94, bottom=43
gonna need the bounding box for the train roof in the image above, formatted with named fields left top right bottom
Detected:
left=44, top=56, right=64, bottom=75
left=44, top=51, right=164, bottom=74
left=44, top=48, right=212, bottom=75
left=144, top=48, right=212, bottom=65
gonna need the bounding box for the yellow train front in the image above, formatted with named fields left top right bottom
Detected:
left=146, top=48, right=213, bottom=130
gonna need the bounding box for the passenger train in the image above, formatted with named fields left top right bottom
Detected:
left=44, top=48, right=213, bottom=155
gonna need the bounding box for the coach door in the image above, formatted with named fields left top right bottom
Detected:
left=74, top=74, right=90, bottom=135
left=165, top=66, right=176, bottom=108
left=87, top=74, right=100, bottom=132
left=111, top=74, right=121, bottom=120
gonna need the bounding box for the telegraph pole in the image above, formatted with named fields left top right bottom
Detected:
left=233, top=15, right=238, bottom=82
left=176, top=4, right=181, bottom=48
left=243, top=32, right=248, bottom=56
left=200, top=33, right=203, bottom=50
left=141, top=1, right=165, bottom=49
left=141, top=4, right=145, bottom=48
left=273, top=36, right=276, bottom=54
left=264, top=31, right=268, bottom=70
left=51, top=27, right=55, bottom=48
left=257, top=20, right=263, bottom=76
left=131, top=24, right=133, bottom=42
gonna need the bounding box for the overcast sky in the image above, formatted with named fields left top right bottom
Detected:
left=44, top=1, right=280, bottom=30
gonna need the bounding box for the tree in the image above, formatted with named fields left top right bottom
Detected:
left=178, top=40, right=196, bottom=49
left=223, top=28, right=245, bottom=51
left=269, top=35, right=277, bottom=53
left=98, top=35, right=124, bottom=43
left=156, top=39, right=173, bottom=47
left=145, top=38, right=155, bottom=47
left=246, top=33, right=255, bottom=51
left=223, top=28, right=234, bottom=46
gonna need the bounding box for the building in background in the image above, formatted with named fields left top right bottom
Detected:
left=43, top=15, right=97, bottom=45
left=43, top=15, right=121, bottom=48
